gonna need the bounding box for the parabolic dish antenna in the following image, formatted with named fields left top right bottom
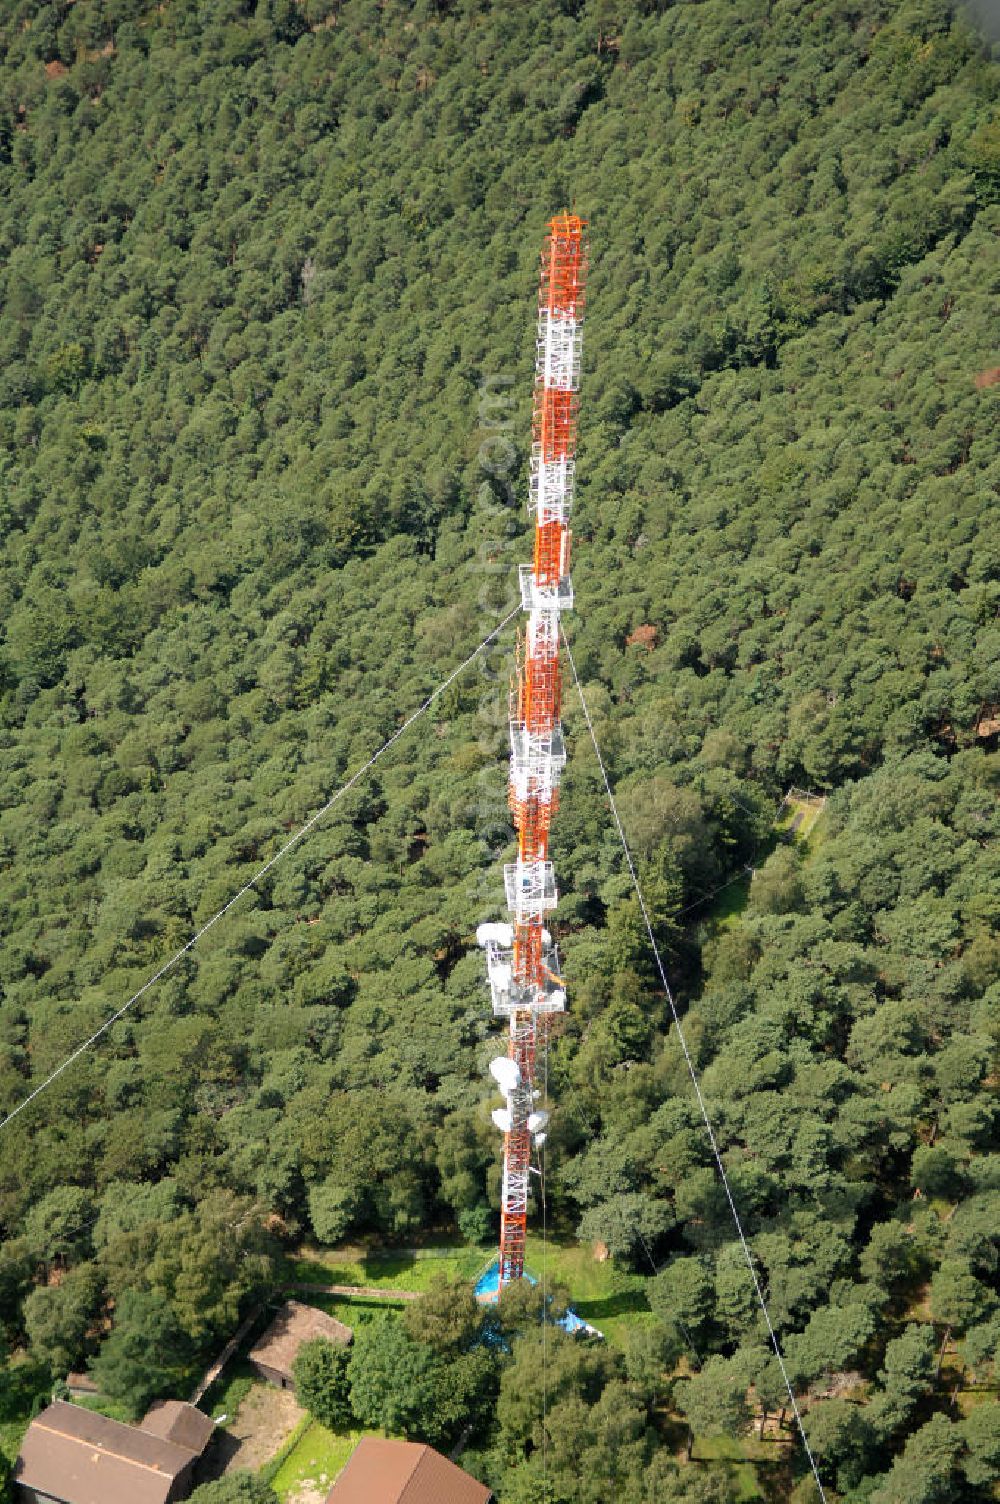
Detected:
left=489, top=1057, right=521, bottom=1094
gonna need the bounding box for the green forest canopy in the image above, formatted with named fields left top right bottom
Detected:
left=0, top=0, right=997, bottom=1500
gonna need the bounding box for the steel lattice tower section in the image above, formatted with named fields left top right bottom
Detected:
left=478, top=215, right=588, bottom=1292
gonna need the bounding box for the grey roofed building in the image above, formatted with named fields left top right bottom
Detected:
left=15, top=1399, right=207, bottom=1504
left=248, top=1299, right=353, bottom=1390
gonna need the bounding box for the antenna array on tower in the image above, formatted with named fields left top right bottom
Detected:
left=478, top=214, right=589, bottom=1292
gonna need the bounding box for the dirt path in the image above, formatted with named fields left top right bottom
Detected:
left=286, top=1281, right=419, bottom=1301
left=190, top=1304, right=262, bottom=1404
left=200, top=1384, right=303, bottom=1480
left=286, top=1487, right=327, bottom=1504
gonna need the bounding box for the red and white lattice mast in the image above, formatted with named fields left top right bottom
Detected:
left=478, top=215, right=588, bottom=1291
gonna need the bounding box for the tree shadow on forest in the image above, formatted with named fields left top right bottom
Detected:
left=754, top=1454, right=797, bottom=1504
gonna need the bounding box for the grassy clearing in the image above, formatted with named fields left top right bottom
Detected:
left=270, top=1418, right=374, bottom=1499
left=705, top=870, right=754, bottom=930
left=775, top=792, right=827, bottom=844
left=689, top=1434, right=772, bottom=1499
left=522, top=1235, right=652, bottom=1347
left=289, top=1244, right=491, bottom=1292
left=704, top=789, right=828, bottom=934
left=291, top=1239, right=653, bottom=1348
left=307, top=1293, right=409, bottom=1331
left=199, top=1357, right=255, bottom=1425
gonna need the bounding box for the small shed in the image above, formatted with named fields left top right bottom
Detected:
left=140, top=1400, right=215, bottom=1457
left=248, top=1300, right=353, bottom=1391
left=324, top=1438, right=492, bottom=1504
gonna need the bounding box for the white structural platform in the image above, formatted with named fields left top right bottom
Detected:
left=509, top=723, right=566, bottom=803
left=504, top=859, right=557, bottom=917
left=519, top=564, right=573, bottom=613
left=529, top=454, right=575, bottom=519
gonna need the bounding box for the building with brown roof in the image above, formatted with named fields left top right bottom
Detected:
left=324, top=1438, right=492, bottom=1504
left=15, top=1398, right=210, bottom=1504
left=248, top=1300, right=353, bottom=1390
left=140, top=1400, right=215, bottom=1457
